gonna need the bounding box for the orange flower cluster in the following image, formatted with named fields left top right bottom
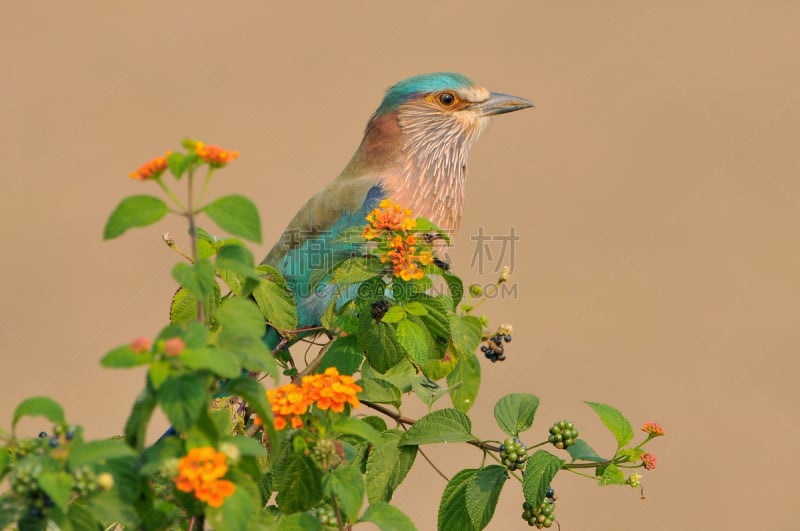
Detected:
left=130, top=152, right=170, bottom=180
left=261, top=367, right=363, bottom=430
left=173, top=447, right=235, bottom=508
left=362, top=199, right=434, bottom=281
left=363, top=199, right=416, bottom=239
left=384, top=233, right=434, bottom=281
left=641, top=452, right=658, bottom=470
left=194, top=141, right=239, bottom=167
left=641, top=422, right=665, bottom=437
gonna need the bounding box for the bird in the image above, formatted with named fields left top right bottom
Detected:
left=261, top=72, right=532, bottom=332
left=159, top=73, right=531, bottom=442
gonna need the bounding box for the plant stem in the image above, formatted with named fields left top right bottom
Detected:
left=186, top=168, right=204, bottom=323
left=196, top=167, right=215, bottom=207
left=156, top=177, right=187, bottom=211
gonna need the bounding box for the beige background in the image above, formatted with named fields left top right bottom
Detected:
left=2, top=1, right=799, bottom=529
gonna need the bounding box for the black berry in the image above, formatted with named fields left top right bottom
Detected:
left=37, top=431, right=48, bottom=439
left=371, top=299, right=390, bottom=321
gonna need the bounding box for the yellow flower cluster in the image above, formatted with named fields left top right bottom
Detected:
left=173, top=447, right=235, bottom=508
left=362, top=199, right=434, bottom=281
left=259, top=367, right=363, bottom=430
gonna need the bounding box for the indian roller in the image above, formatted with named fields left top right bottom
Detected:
left=160, top=73, right=530, bottom=441
left=261, top=72, right=532, bottom=333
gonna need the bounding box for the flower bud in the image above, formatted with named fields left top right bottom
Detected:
left=97, top=472, right=114, bottom=491
left=218, top=442, right=241, bottom=464
left=164, top=337, right=185, bottom=356
left=130, top=337, right=152, bottom=353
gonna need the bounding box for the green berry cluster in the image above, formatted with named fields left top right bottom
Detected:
left=311, top=438, right=343, bottom=470
left=522, top=488, right=556, bottom=528
left=72, top=465, right=100, bottom=497
left=499, top=437, right=527, bottom=471
left=314, top=505, right=338, bottom=527
left=9, top=461, right=43, bottom=497
left=548, top=420, right=579, bottom=449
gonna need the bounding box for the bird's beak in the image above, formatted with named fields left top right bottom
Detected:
left=473, top=92, right=534, bottom=116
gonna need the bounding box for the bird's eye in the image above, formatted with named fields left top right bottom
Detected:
left=438, top=92, right=457, bottom=106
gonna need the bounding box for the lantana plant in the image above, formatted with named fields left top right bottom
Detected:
left=0, top=140, right=665, bottom=530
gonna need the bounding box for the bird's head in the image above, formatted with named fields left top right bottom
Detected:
left=376, top=72, right=532, bottom=135
left=354, top=73, right=532, bottom=232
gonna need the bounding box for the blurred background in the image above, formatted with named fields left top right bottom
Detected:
left=2, top=1, right=799, bottom=529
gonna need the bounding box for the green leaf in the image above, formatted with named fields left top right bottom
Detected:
left=358, top=314, right=405, bottom=373
left=217, top=297, right=277, bottom=379
left=0, top=498, right=23, bottom=530
left=450, top=315, right=483, bottom=358
left=442, top=271, right=464, bottom=307
left=318, top=335, right=363, bottom=375
left=167, top=151, right=193, bottom=179
left=12, top=396, right=65, bottom=432
left=323, top=464, right=364, bottom=523
left=68, top=439, right=135, bottom=468
left=86, top=455, right=140, bottom=527
left=412, top=378, right=450, bottom=408
left=217, top=243, right=261, bottom=296
left=523, top=451, right=563, bottom=510
left=585, top=401, right=634, bottom=448
left=438, top=468, right=479, bottom=531
left=148, top=359, right=171, bottom=389
left=358, top=377, right=401, bottom=407
left=0, top=449, right=9, bottom=477
left=225, top=377, right=278, bottom=457
left=170, top=283, right=221, bottom=325
left=100, top=344, right=152, bottom=368
left=404, top=301, right=428, bottom=316
left=225, top=435, right=267, bottom=457
left=414, top=295, right=450, bottom=356
left=172, top=259, right=215, bottom=301
left=333, top=417, right=383, bottom=446
left=157, top=373, right=206, bottom=432
left=494, top=393, right=540, bottom=437
left=204, top=194, right=262, bottom=243
left=395, top=318, right=433, bottom=366
left=366, top=430, right=417, bottom=504
left=400, top=408, right=473, bottom=446
left=67, top=502, right=102, bottom=531
left=360, top=503, right=416, bottom=531
left=37, top=471, right=72, bottom=512
left=567, top=439, right=606, bottom=462
left=103, top=194, right=168, bottom=240
left=139, top=436, right=183, bottom=474
left=218, top=297, right=265, bottom=338
left=206, top=471, right=262, bottom=531
left=252, top=276, right=298, bottom=333
left=330, top=256, right=384, bottom=286
left=447, top=352, right=481, bottom=412
left=380, top=305, right=407, bottom=323
left=599, top=463, right=626, bottom=486
left=415, top=216, right=449, bottom=243
left=278, top=512, right=323, bottom=531
left=180, top=347, right=242, bottom=378
left=274, top=452, right=323, bottom=513
left=124, top=388, right=156, bottom=450
left=465, top=465, right=507, bottom=530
